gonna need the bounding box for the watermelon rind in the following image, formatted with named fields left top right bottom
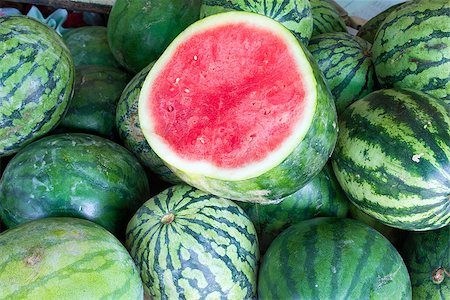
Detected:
left=310, top=0, right=347, bottom=37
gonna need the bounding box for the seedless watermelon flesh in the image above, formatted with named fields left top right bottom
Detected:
left=140, top=12, right=337, bottom=202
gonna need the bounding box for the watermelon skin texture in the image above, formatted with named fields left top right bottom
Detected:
left=401, top=225, right=449, bottom=299
left=332, top=88, right=450, bottom=231
left=62, top=26, right=121, bottom=68
left=0, top=133, right=150, bottom=237
left=237, top=164, right=348, bottom=253
left=126, top=184, right=259, bottom=299
left=200, top=0, right=313, bottom=45
left=310, top=0, right=347, bottom=37
left=116, top=62, right=182, bottom=184
left=58, top=65, right=130, bottom=138
left=0, top=16, right=74, bottom=157
left=107, top=0, right=202, bottom=73
left=0, top=217, right=143, bottom=299
left=308, top=32, right=376, bottom=114
left=259, top=217, right=412, bottom=299
left=372, top=0, right=450, bottom=102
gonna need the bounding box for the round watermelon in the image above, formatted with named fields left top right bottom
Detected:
left=0, top=133, right=150, bottom=237
left=126, top=184, right=259, bottom=299
left=138, top=11, right=337, bottom=203
left=0, top=217, right=143, bottom=298
left=310, top=0, right=347, bottom=37
left=0, top=15, right=74, bottom=157
left=401, top=225, right=449, bottom=299
left=200, top=0, right=313, bottom=45
left=258, top=217, right=412, bottom=299
left=332, top=88, right=450, bottom=231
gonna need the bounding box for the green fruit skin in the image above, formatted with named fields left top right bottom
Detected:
left=0, top=133, right=150, bottom=237
left=116, top=62, right=182, bottom=184
left=310, top=0, right=347, bottom=37
left=259, top=217, right=412, bottom=299
left=0, top=217, right=144, bottom=299
left=372, top=0, right=450, bottom=102
left=200, top=0, right=313, bottom=45
left=237, top=164, right=349, bottom=253
left=401, top=225, right=450, bottom=300
left=0, top=15, right=75, bottom=157
left=107, top=0, right=202, bottom=73
left=62, top=26, right=121, bottom=68
left=332, top=88, right=450, bottom=231
left=58, top=65, right=130, bottom=138
left=126, top=184, right=259, bottom=299
left=308, top=32, right=376, bottom=114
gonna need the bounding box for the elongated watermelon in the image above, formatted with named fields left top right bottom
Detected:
left=126, top=184, right=259, bottom=299
left=116, top=62, right=182, bottom=184
left=310, top=0, right=347, bottom=37
left=237, top=164, right=348, bottom=252
left=0, top=133, right=150, bottom=237
left=0, top=15, right=74, bottom=156
left=308, top=32, right=376, bottom=114
left=200, top=0, right=313, bottom=45
left=401, top=225, right=449, bottom=299
left=258, top=217, right=412, bottom=299
left=0, top=217, right=143, bottom=299
left=332, top=88, right=450, bottom=231
left=139, top=11, right=337, bottom=203
left=372, top=0, right=450, bottom=102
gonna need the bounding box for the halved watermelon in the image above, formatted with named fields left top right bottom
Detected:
left=139, top=12, right=337, bottom=202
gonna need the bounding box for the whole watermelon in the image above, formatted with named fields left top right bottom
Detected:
left=0, top=15, right=74, bottom=156
left=0, top=217, right=143, bottom=299
left=332, top=88, right=450, bottom=231
left=0, top=133, right=150, bottom=237
left=310, top=0, right=347, bottom=37
left=126, top=184, right=259, bottom=299
left=258, top=217, right=412, bottom=299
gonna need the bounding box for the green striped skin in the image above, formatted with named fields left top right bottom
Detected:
left=310, top=0, right=347, bottom=37
left=332, top=88, right=450, bottom=231
left=0, top=133, right=150, bottom=237
left=116, top=62, right=182, bottom=184
left=200, top=0, right=313, bottom=45
left=0, top=217, right=143, bottom=299
left=237, top=164, right=349, bottom=253
left=308, top=32, right=376, bottom=114
left=126, top=184, right=259, bottom=299
left=259, top=217, right=412, bottom=299
left=356, top=2, right=406, bottom=44
left=401, top=225, right=449, bottom=299
left=0, top=16, right=74, bottom=157
left=372, top=0, right=450, bottom=102
left=58, top=65, right=130, bottom=138
left=107, top=0, right=202, bottom=73
left=62, top=26, right=121, bottom=68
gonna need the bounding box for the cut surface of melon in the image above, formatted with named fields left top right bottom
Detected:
left=139, top=12, right=317, bottom=181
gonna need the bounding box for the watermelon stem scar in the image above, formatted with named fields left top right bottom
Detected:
left=161, top=212, right=176, bottom=224
left=432, top=267, right=449, bottom=284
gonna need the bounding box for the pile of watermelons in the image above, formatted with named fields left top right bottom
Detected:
left=0, top=0, right=449, bottom=298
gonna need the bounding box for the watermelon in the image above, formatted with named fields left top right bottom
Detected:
left=310, top=0, right=347, bottom=37
left=308, top=32, right=376, bottom=114
left=0, top=133, right=150, bottom=237
left=116, top=62, right=182, bottom=184
left=237, top=164, right=348, bottom=252
left=138, top=12, right=337, bottom=203
left=0, top=217, right=143, bottom=298
left=356, top=2, right=406, bottom=44
left=200, top=0, right=313, bottom=45
left=402, top=225, right=449, bottom=299
left=372, top=0, right=450, bottom=102
left=62, top=26, right=121, bottom=68
left=58, top=65, right=130, bottom=138
left=107, top=0, right=202, bottom=73
left=0, top=15, right=74, bottom=157
left=332, top=88, right=450, bottom=231
left=126, top=184, right=259, bottom=299
left=258, top=217, right=412, bottom=299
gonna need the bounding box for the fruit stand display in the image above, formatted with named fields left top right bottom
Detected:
left=0, top=0, right=449, bottom=299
